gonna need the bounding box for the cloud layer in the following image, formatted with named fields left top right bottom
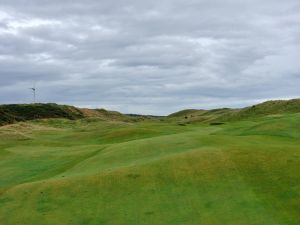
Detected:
left=0, top=0, right=299, bottom=114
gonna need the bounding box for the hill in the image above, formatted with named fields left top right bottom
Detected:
left=168, top=99, right=300, bottom=123
left=79, top=108, right=127, bottom=121
left=1, top=99, right=300, bottom=126
left=168, top=109, right=201, bottom=118
left=0, top=104, right=84, bottom=126
left=219, top=99, right=300, bottom=121
left=0, top=104, right=128, bottom=126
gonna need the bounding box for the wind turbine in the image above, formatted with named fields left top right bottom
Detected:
left=30, top=85, right=36, bottom=104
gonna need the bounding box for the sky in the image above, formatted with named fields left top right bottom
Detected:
left=0, top=0, right=299, bottom=115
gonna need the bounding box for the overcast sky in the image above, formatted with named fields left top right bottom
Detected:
left=0, top=0, right=299, bottom=115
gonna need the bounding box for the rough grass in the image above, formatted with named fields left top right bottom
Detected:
left=0, top=113, right=299, bottom=225
left=168, top=99, right=300, bottom=124
left=0, top=104, right=84, bottom=126
left=0, top=104, right=130, bottom=126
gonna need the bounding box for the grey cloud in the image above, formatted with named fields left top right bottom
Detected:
left=0, top=0, right=299, bottom=114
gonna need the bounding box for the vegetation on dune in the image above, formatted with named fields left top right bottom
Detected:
left=79, top=108, right=128, bottom=121
left=0, top=104, right=130, bottom=126
left=1, top=99, right=299, bottom=127
left=168, top=109, right=201, bottom=118
left=0, top=104, right=84, bottom=126
left=168, top=99, right=300, bottom=124
left=221, top=99, right=300, bottom=121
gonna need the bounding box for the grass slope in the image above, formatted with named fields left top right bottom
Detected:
left=0, top=111, right=299, bottom=225
left=0, top=104, right=84, bottom=126
left=0, top=104, right=129, bottom=126
left=168, top=99, right=300, bottom=124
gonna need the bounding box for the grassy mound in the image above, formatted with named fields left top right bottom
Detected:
left=2, top=99, right=299, bottom=127
left=168, top=109, right=201, bottom=118
left=79, top=108, right=127, bottom=121
left=0, top=104, right=130, bottom=126
left=220, top=99, right=300, bottom=121
left=0, top=104, right=84, bottom=126
left=168, top=99, right=300, bottom=124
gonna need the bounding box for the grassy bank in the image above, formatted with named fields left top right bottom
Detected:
left=0, top=111, right=299, bottom=225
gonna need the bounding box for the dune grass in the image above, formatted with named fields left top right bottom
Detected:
left=0, top=114, right=299, bottom=225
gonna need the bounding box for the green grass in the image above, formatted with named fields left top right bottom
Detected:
left=168, top=99, right=300, bottom=124
left=0, top=104, right=84, bottom=126
left=0, top=104, right=130, bottom=126
left=0, top=113, right=299, bottom=225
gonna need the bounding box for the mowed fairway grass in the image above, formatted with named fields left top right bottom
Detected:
left=0, top=114, right=299, bottom=225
